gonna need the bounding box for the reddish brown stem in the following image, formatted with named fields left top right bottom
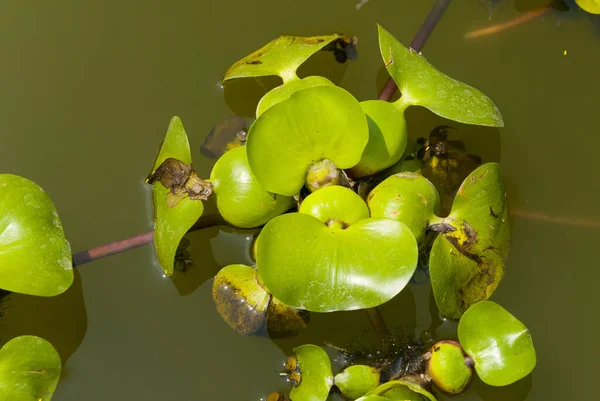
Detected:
left=378, top=0, right=452, bottom=101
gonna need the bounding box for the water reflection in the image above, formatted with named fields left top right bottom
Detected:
left=0, top=269, right=87, bottom=364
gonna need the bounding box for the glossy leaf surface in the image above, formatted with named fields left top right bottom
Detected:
left=378, top=25, right=503, bottom=127
left=256, top=76, right=334, bottom=117
left=150, top=117, right=205, bottom=275
left=257, top=212, right=418, bottom=312
left=299, top=186, right=369, bottom=227
left=0, top=335, right=61, bottom=401
left=426, top=341, right=472, bottom=394
left=0, top=174, right=73, bottom=296
left=350, top=100, right=409, bottom=178
left=212, top=264, right=269, bottom=336
left=458, top=301, right=536, bottom=386
left=429, top=163, right=510, bottom=318
left=368, top=172, right=440, bottom=245
left=223, top=34, right=343, bottom=83
left=210, top=146, right=294, bottom=228
left=247, top=85, right=368, bottom=196
left=334, top=365, right=380, bottom=399
left=290, top=345, right=333, bottom=401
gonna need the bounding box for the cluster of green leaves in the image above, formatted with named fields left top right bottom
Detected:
left=144, top=23, right=536, bottom=398
left=279, top=301, right=535, bottom=401
left=0, top=174, right=70, bottom=400
left=149, top=25, right=509, bottom=319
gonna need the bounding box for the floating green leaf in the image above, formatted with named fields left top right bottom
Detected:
left=290, top=345, right=333, bottom=401
left=256, top=76, right=334, bottom=117
left=349, top=100, right=409, bottom=178
left=149, top=117, right=206, bottom=275
left=0, top=174, right=73, bottom=296
left=212, top=264, right=269, bottom=336
left=265, top=295, right=310, bottom=339
left=257, top=188, right=418, bottom=312
left=222, top=34, right=343, bottom=84
left=367, top=172, right=440, bottom=246
left=429, top=163, right=510, bottom=319
left=247, top=85, right=369, bottom=196
left=576, top=0, right=600, bottom=14
left=377, top=25, right=503, bottom=127
left=362, top=379, right=437, bottom=401
left=458, top=301, right=536, bottom=386
left=334, top=365, right=380, bottom=399
left=299, top=186, right=369, bottom=227
left=210, top=146, right=294, bottom=228
left=0, top=335, right=61, bottom=401
left=426, top=341, right=472, bottom=394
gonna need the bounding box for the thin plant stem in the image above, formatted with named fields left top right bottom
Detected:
left=72, top=213, right=227, bottom=267
left=378, top=0, right=453, bottom=101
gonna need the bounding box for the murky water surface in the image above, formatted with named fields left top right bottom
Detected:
left=1, top=0, right=599, bottom=400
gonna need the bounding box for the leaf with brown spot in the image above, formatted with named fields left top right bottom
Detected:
left=222, top=34, right=345, bottom=84
left=212, top=264, right=269, bottom=336
left=429, top=163, right=510, bottom=319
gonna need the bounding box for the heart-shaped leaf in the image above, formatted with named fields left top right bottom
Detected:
left=0, top=335, right=61, bottom=401
left=349, top=100, right=409, bottom=178
left=247, top=85, right=369, bottom=196
left=256, top=76, right=334, bottom=117
left=334, top=365, right=380, bottom=399
left=0, top=174, right=73, bottom=296
left=210, top=146, right=294, bottom=228
left=458, top=301, right=536, bottom=386
left=362, top=379, right=437, bottom=401
left=367, top=172, right=440, bottom=246
left=257, top=188, right=418, bottom=312
left=576, top=0, right=600, bottom=14
left=299, top=185, right=369, bottom=227
left=222, top=34, right=343, bottom=84
left=377, top=25, right=503, bottom=127
left=429, top=163, right=510, bottom=319
left=148, top=117, right=207, bottom=275
left=289, top=345, right=333, bottom=401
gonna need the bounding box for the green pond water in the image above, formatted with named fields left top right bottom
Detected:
left=1, top=0, right=599, bottom=400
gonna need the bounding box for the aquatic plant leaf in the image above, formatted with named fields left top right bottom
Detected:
left=257, top=187, right=418, bottom=312
left=334, top=365, right=380, bottom=399
left=299, top=186, right=369, bottom=227
left=367, top=172, right=440, bottom=246
left=355, top=396, right=391, bottom=401
left=290, top=345, right=333, bottom=401
left=429, top=163, right=510, bottom=319
left=377, top=25, right=503, bottom=127
left=222, top=34, right=343, bottom=83
left=0, top=174, right=73, bottom=296
left=363, top=379, right=437, bottom=401
left=426, top=341, right=473, bottom=394
left=257, top=76, right=334, bottom=117
left=212, top=264, right=269, bottom=336
left=210, top=146, right=294, bottom=228
left=0, top=335, right=61, bottom=401
left=458, top=301, right=536, bottom=386
left=149, top=117, right=205, bottom=275
left=349, top=100, right=409, bottom=178
left=576, top=0, right=600, bottom=14
left=247, top=85, right=369, bottom=196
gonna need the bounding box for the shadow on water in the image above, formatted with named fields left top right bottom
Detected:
left=270, top=285, right=417, bottom=357
left=473, top=374, right=533, bottom=401
left=0, top=269, right=87, bottom=364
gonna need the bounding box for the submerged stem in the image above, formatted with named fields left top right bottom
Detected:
left=378, top=0, right=453, bottom=101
